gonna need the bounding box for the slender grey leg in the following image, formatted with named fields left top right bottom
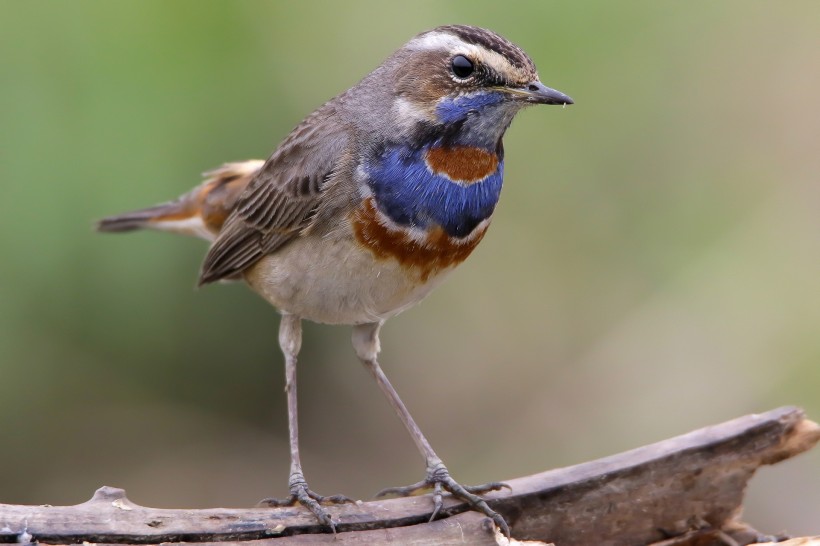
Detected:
left=258, top=314, right=351, bottom=532
left=351, top=322, right=510, bottom=537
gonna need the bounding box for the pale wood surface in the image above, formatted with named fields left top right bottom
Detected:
left=1, top=406, right=817, bottom=546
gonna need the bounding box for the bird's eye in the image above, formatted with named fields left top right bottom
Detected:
left=450, top=55, right=474, bottom=79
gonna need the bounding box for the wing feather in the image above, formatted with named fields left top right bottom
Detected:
left=198, top=103, right=350, bottom=285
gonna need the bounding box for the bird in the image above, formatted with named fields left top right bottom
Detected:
left=98, top=24, right=572, bottom=537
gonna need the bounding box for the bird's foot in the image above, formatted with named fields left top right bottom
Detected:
left=376, top=460, right=511, bottom=537
left=258, top=472, right=353, bottom=533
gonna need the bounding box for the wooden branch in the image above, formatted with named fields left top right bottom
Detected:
left=1, top=406, right=817, bottom=545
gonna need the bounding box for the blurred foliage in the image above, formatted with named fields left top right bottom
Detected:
left=1, top=0, right=819, bottom=536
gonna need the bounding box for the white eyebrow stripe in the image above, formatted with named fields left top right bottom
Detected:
left=407, top=32, right=476, bottom=54
left=478, top=49, right=515, bottom=78
left=407, top=31, right=529, bottom=83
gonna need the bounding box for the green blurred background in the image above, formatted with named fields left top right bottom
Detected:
left=2, top=0, right=818, bottom=536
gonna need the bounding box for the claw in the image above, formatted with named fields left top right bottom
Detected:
left=375, top=479, right=429, bottom=498
left=429, top=482, right=443, bottom=522
left=320, top=494, right=355, bottom=505
left=439, top=473, right=511, bottom=537
left=374, top=462, right=511, bottom=538
left=463, top=481, right=511, bottom=494
left=258, top=482, right=354, bottom=534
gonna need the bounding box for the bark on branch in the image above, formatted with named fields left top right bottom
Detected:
left=1, top=406, right=818, bottom=545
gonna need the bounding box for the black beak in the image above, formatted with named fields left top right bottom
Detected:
left=516, top=81, right=574, bottom=105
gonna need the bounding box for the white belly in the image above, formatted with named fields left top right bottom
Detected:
left=243, top=233, right=452, bottom=325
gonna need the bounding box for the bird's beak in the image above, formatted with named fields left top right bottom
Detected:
left=509, top=81, right=574, bottom=105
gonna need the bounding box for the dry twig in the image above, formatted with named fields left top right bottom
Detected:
left=1, top=406, right=817, bottom=545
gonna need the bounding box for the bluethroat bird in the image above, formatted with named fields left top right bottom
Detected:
left=98, top=24, right=572, bottom=536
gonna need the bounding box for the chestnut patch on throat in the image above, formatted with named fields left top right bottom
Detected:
left=425, top=146, right=499, bottom=184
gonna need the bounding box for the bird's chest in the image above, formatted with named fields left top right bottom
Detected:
left=363, top=145, right=504, bottom=237
left=350, top=144, right=502, bottom=281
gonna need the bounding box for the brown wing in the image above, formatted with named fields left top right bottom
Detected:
left=198, top=103, right=350, bottom=285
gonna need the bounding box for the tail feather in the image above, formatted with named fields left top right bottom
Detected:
left=96, top=160, right=264, bottom=241
left=97, top=202, right=188, bottom=233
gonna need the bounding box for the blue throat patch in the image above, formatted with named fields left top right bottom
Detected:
left=366, top=145, right=504, bottom=238
left=436, top=92, right=506, bottom=124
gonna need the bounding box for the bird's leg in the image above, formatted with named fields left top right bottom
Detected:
left=351, top=322, right=510, bottom=537
left=258, top=314, right=351, bottom=532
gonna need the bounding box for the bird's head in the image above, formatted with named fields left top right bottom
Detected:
left=356, top=25, right=573, bottom=148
